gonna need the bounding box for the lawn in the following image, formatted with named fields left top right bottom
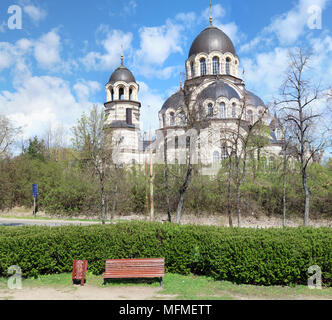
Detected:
left=0, top=273, right=331, bottom=300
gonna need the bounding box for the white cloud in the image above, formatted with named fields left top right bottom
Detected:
left=240, top=0, right=328, bottom=53
left=0, top=75, right=100, bottom=141
left=73, top=80, right=102, bottom=102
left=81, top=28, right=133, bottom=71
left=267, top=0, right=327, bottom=45
left=123, top=0, right=137, bottom=16
left=241, top=47, right=290, bottom=101
left=34, top=31, right=61, bottom=69
left=138, top=82, right=165, bottom=132
left=23, top=5, right=47, bottom=24
left=136, top=21, right=183, bottom=66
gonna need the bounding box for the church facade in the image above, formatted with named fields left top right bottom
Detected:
left=104, top=20, right=284, bottom=170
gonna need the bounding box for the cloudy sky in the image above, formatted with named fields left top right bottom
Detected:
left=0, top=0, right=331, bottom=146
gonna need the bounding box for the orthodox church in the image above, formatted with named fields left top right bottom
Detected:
left=104, top=16, right=284, bottom=170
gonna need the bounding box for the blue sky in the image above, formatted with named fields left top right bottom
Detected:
left=0, top=0, right=331, bottom=145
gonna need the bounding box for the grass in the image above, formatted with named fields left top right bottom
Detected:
left=0, top=273, right=331, bottom=300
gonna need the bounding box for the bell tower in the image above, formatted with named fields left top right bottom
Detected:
left=104, top=54, right=141, bottom=165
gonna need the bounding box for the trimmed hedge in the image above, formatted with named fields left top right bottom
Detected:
left=0, top=222, right=331, bottom=287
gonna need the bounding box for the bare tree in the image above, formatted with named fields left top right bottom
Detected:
left=226, top=93, right=268, bottom=227
left=278, top=48, right=326, bottom=226
left=72, top=105, right=112, bottom=224
left=163, top=84, right=208, bottom=224
left=0, top=114, right=21, bottom=159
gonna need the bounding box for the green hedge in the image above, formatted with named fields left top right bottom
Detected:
left=0, top=222, right=331, bottom=287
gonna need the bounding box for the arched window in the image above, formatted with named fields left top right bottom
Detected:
left=162, top=114, right=166, bottom=127
left=111, top=89, right=114, bottom=101
left=190, top=62, right=195, bottom=77
left=129, top=88, right=133, bottom=100
left=208, top=103, right=213, bottom=117
left=247, top=110, right=253, bottom=124
left=200, top=58, right=207, bottom=76
left=219, top=102, right=226, bottom=118
left=213, top=151, right=220, bottom=164
left=226, top=57, right=231, bottom=75
left=212, top=57, right=220, bottom=75
left=119, top=87, right=124, bottom=100
left=175, top=136, right=179, bottom=149
left=232, top=103, right=236, bottom=118
left=170, top=112, right=175, bottom=126
left=275, top=128, right=281, bottom=140
left=261, top=157, right=267, bottom=170
left=221, top=145, right=228, bottom=160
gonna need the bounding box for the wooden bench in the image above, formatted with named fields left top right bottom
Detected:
left=103, top=258, right=165, bottom=286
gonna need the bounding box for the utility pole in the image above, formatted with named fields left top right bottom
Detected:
left=149, top=129, right=154, bottom=221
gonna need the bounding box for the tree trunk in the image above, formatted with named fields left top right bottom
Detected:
left=282, top=147, right=287, bottom=227
left=111, top=183, right=118, bottom=222
left=176, top=164, right=193, bottom=224
left=302, top=169, right=310, bottom=226
left=163, top=134, right=171, bottom=222
left=226, top=158, right=233, bottom=227
left=236, top=184, right=241, bottom=228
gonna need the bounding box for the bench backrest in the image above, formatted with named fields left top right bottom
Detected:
left=104, top=258, right=165, bottom=278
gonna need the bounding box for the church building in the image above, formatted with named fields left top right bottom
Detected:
left=104, top=16, right=284, bottom=169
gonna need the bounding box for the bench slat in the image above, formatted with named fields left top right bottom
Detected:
left=103, top=258, right=165, bottom=280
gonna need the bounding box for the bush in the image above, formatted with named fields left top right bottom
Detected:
left=0, top=222, right=331, bottom=287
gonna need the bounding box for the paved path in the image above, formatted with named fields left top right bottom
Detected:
left=0, top=217, right=100, bottom=227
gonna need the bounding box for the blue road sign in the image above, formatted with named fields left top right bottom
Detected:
left=32, top=184, right=38, bottom=198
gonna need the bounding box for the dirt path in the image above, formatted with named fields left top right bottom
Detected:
left=0, top=285, right=170, bottom=300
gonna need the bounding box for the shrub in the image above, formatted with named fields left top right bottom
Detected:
left=0, top=222, right=331, bottom=287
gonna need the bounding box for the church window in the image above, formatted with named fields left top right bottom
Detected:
left=208, top=103, right=213, bottom=117
left=221, top=145, right=228, bottom=160
left=219, top=102, right=226, bottom=118
left=200, top=58, right=207, bottom=76
left=111, top=89, right=114, bottom=101
left=275, top=128, right=281, bottom=140
left=186, top=136, right=190, bottom=149
left=175, top=136, right=178, bottom=149
left=119, top=87, right=124, bottom=100
left=247, top=110, right=253, bottom=124
left=226, top=57, right=231, bottom=75
left=232, top=103, right=236, bottom=118
left=190, top=62, right=195, bottom=77
left=212, top=57, right=220, bottom=75
left=162, top=114, right=166, bottom=127
left=126, top=108, right=132, bottom=125
left=213, top=151, right=220, bottom=164
left=129, top=88, right=133, bottom=100
left=170, top=112, right=175, bottom=126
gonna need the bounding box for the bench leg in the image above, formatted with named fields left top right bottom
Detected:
left=160, top=277, right=163, bottom=287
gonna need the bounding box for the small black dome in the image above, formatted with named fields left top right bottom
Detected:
left=245, top=90, right=265, bottom=107
left=160, top=90, right=185, bottom=112
left=109, top=65, right=136, bottom=83
left=198, top=80, right=240, bottom=101
left=188, top=26, right=236, bottom=58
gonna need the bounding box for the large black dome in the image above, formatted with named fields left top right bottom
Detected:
left=109, top=65, right=136, bottom=83
left=198, top=80, right=240, bottom=101
left=188, top=26, right=236, bottom=58
left=160, top=90, right=185, bottom=113
left=245, top=90, right=265, bottom=107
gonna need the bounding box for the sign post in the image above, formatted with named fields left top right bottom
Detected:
left=32, top=184, right=38, bottom=218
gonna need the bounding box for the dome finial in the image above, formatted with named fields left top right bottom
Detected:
left=209, top=0, right=213, bottom=26
left=120, top=44, right=124, bottom=66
